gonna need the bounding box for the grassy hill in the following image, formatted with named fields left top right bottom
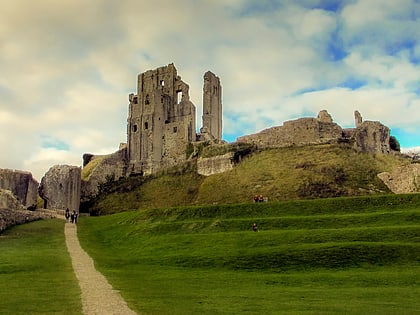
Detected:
left=85, top=144, right=410, bottom=215
left=77, top=194, right=420, bottom=314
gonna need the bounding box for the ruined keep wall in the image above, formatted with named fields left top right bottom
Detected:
left=0, top=168, right=38, bottom=209
left=202, top=71, right=222, bottom=140
left=39, top=165, right=81, bottom=212
left=127, top=63, right=196, bottom=175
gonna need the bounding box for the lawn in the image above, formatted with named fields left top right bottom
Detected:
left=0, top=219, right=82, bottom=315
left=77, top=194, right=420, bottom=314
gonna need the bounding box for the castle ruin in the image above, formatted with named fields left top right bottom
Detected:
left=126, top=63, right=222, bottom=175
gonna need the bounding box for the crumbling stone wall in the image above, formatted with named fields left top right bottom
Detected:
left=237, top=110, right=343, bottom=148
left=353, top=121, right=390, bottom=154
left=0, top=168, right=38, bottom=209
left=39, top=165, right=81, bottom=212
left=237, top=110, right=392, bottom=155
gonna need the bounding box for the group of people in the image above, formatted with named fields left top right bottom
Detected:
left=253, top=195, right=267, bottom=203
left=65, top=208, right=78, bottom=224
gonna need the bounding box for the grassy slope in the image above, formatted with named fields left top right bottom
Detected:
left=78, top=194, right=420, bottom=314
left=89, top=144, right=409, bottom=215
left=0, top=219, right=82, bottom=314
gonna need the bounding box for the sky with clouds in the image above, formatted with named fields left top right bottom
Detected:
left=0, top=0, right=419, bottom=181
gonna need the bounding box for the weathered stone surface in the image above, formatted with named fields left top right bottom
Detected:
left=39, top=165, right=81, bottom=211
left=354, top=110, right=363, bottom=128
left=237, top=110, right=343, bottom=149
left=202, top=71, right=222, bottom=141
left=126, top=63, right=222, bottom=176
left=236, top=110, right=392, bottom=156
left=353, top=121, right=390, bottom=153
left=0, top=189, right=55, bottom=232
left=0, top=168, right=38, bottom=209
left=197, top=152, right=234, bottom=176
left=317, top=110, right=333, bottom=123
left=81, top=148, right=128, bottom=202
left=378, top=164, right=420, bottom=193
left=0, top=189, right=25, bottom=211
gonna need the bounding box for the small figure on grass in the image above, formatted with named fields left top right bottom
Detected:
left=252, top=222, right=259, bottom=232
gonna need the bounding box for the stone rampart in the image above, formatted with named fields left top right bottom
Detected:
left=0, top=168, right=38, bottom=209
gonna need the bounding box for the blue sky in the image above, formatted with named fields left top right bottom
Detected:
left=0, top=0, right=419, bottom=180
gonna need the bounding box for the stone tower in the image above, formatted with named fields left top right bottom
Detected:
left=127, top=63, right=196, bottom=175
left=201, top=71, right=222, bottom=140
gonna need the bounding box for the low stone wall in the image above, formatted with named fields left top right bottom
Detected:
left=0, top=208, right=56, bottom=233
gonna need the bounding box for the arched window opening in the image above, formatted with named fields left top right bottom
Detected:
left=144, top=122, right=149, bottom=130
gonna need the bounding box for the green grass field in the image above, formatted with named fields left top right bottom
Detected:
left=0, top=219, right=82, bottom=314
left=77, top=194, right=420, bottom=314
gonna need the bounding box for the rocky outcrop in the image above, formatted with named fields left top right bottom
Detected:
left=378, top=164, right=420, bottom=193
left=197, top=152, right=234, bottom=176
left=81, top=147, right=127, bottom=203
left=39, top=165, right=81, bottom=211
left=0, top=168, right=38, bottom=209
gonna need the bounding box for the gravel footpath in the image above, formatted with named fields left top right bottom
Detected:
left=65, top=222, right=137, bottom=315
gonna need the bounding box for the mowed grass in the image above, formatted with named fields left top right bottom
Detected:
left=0, top=219, right=82, bottom=315
left=77, top=194, right=420, bottom=314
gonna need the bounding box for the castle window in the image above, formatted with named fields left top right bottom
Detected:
left=133, top=96, right=138, bottom=104
left=160, top=80, right=165, bottom=87
left=173, top=126, right=177, bottom=133
left=145, top=94, right=150, bottom=105
left=132, top=124, right=138, bottom=132
left=144, top=122, right=149, bottom=130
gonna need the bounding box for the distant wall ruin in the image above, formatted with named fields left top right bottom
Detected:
left=0, top=168, right=38, bottom=210
left=237, top=110, right=391, bottom=154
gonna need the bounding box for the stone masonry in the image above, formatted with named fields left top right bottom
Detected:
left=126, top=63, right=222, bottom=176
left=0, top=168, right=38, bottom=210
left=237, top=110, right=391, bottom=154
left=39, top=165, right=81, bottom=212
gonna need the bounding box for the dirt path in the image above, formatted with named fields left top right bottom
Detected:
left=65, top=222, right=137, bottom=315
